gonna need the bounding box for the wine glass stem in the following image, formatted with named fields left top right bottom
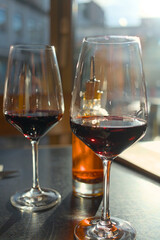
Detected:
left=31, top=140, right=40, bottom=190
left=101, top=159, right=112, bottom=223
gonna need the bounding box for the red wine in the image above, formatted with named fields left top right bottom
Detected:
left=5, top=111, right=62, bottom=141
left=70, top=116, right=147, bottom=159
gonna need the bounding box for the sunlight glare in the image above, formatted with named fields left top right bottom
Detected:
left=138, top=0, right=160, bottom=18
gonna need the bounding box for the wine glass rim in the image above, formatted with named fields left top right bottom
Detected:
left=10, top=44, right=55, bottom=51
left=83, top=35, right=140, bottom=44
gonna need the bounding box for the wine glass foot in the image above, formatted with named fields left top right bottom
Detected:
left=74, top=216, right=136, bottom=240
left=10, top=188, right=61, bottom=212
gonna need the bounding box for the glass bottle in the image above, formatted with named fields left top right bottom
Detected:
left=72, top=56, right=103, bottom=198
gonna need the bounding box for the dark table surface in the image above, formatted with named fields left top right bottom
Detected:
left=0, top=145, right=159, bottom=240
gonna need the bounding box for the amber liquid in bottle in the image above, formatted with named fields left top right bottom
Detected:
left=72, top=134, right=103, bottom=197
left=72, top=134, right=103, bottom=183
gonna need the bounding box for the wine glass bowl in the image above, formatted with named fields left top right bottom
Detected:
left=3, top=44, right=64, bottom=211
left=70, top=36, right=147, bottom=239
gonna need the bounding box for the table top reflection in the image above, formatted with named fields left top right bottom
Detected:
left=0, top=145, right=159, bottom=240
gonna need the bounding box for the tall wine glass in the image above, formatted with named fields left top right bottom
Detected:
left=3, top=45, right=64, bottom=212
left=70, top=36, right=148, bottom=239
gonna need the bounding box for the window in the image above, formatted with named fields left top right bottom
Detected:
left=75, top=0, right=160, bottom=141
left=0, top=0, right=50, bottom=94
left=0, top=8, right=7, bottom=31
left=13, top=13, right=23, bottom=35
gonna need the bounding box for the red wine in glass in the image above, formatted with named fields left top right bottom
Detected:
left=70, top=116, right=147, bottom=159
left=5, top=111, right=62, bottom=141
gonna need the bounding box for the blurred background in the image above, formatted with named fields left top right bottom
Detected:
left=0, top=0, right=160, bottom=147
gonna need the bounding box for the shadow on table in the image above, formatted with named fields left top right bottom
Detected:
left=0, top=192, right=102, bottom=240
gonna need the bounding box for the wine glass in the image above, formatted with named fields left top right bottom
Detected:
left=70, top=36, right=148, bottom=239
left=3, top=44, right=64, bottom=212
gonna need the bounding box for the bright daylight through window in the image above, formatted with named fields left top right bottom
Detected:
left=75, top=0, right=160, bottom=142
